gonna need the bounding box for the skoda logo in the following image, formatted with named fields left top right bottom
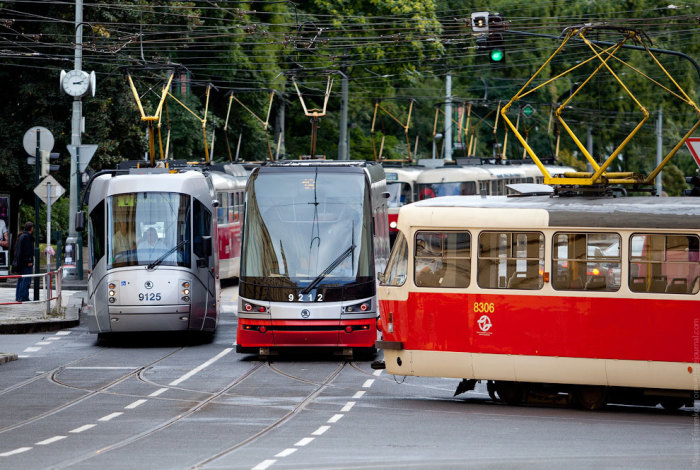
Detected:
left=300, top=309, right=311, bottom=319
left=144, top=281, right=153, bottom=290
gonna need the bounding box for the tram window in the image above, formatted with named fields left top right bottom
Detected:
left=382, top=232, right=408, bottom=286
left=478, top=231, right=543, bottom=290
left=629, top=234, right=700, bottom=294
left=414, top=231, right=470, bottom=288
left=193, top=199, right=212, bottom=259
left=552, top=232, right=621, bottom=292
left=89, top=200, right=105, bottom=268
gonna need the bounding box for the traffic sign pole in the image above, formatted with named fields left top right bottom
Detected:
left=34, top=129, right=40, bottom=301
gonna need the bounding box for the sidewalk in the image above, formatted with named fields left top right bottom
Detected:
left=0, top=274, right=87, bottom=365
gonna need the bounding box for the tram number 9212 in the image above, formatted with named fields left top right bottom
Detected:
left=289, top=293, right=323, bottom=302
left=139, top=292, right=162, bottom=302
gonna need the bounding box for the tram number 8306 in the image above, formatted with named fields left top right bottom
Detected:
left=473, top=302, right=495, bottom=313
left=139, top=292, right=162, bottom=301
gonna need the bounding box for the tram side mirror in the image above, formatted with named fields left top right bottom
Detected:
left=212, top=199, right=220, bottom=208
left=75, top=211, right=86, bottom=232
left=382, top=191, right=390, bottom=199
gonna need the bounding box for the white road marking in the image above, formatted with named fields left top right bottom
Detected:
left=17, top=355, right=29, bottom=358
left=0, top=447, right=32, bottom=457
left=373, top=369, right=383, bottom=376
left=362, top=379, right=374, bottom=388
left=327, top=414, right=343, bottom=423
left=169, top=347, right=233, bottom=386
left=311, top=425, right=330, bottom=436
left=23, top=347, right=40, bottom=353
left=149, top=387, right=169, bottom=397
left=295, top=437, right=314, bottom=447
left=46, top=337, right=60, bottom=341
left=36, top=436, right=67, bottom=445
left=98, top=412, right=123, bottom=422
left=251, top=459, right=276, bottom=470
left=124, top=399, right=147, bottom=409
left=341, top=401, right=356, bottom=412
left=352, top=391, right=365, bottom=399
left=55, top=331, right=71, bottom=335
left=69, top=424, right=96, bottom=434
left=36, top=341, right=51, bottom=345
left=275, top=448, right=297, bottom=457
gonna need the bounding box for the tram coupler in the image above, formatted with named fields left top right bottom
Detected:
left=370, top=360, right=386, bottom=370
left=454, top=379, right=477, bottom=397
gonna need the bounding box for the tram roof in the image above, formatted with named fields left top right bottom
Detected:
left=402, top=195, right=700, bottom=230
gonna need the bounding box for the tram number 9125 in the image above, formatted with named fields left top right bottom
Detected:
left=139, top=292, right=162, bottom=301
left=289, top=293, right=323, bottom=302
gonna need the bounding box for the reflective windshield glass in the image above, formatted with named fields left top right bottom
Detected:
left=107, top=192, right=191, bottom=269
left=386, top=182, right=411, bottom=208
left=241, top=168, right=374, bottom=301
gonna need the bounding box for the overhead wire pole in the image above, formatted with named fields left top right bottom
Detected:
left=67, top=0, right=83, bottom=282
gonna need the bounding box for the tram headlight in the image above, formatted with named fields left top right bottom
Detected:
left=345, top=301, right=371, bottom=313
left=108, top=283, right=116, bottom=289
left=109, top=297, right=116, bottom=303
left=182, top=281, right=190, bottom=288
left=182, top=296, right=190, bottom=302
left=182, top=288, right=190, bottom=296
left=389, top=221, right=397, bottom=229
left=243, top=302, right=267, bottom=313
left=109, top=290, right=115, bottom=297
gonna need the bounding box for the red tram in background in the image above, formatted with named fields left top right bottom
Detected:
left=375, top=195, right=700, bottom=410
left=209, top=164, right=248, bottom=281
left=383, top=166, right=423, bottom=245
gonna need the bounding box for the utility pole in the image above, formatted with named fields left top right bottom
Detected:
left=444, top=72, right=453, bottom=161
left=68, top=0, right=83, bottom=278
left=655, top=106, right=663, bottom=196
left=338, top=70, right=349, bottom=160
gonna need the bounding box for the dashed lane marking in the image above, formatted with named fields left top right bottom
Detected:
left=352, top=391, right=365, bottom=399
left=294, top=437, right=314, bottom=447
left=36, top=436, right=67, bottom=446
left=23, top=347, right=40, bottom=353
left=275, top=448, right=297, bottom=458
left=149, top=387, right=169, bottom=397
left=55, top=331, right=71, bottom=335
left=251, top=459, right=277, bottom=470
left=36, top=341, right=51, bottom=345
left=124, top=399, right=147, bottom=410
left=327, top=414, right=343, bottom=423
left=362, top=379, right=374, bottom=388
left=311, top=425, right=330, bottom=436
left=98, top=412, right=123, bottom=422
left=373, top=369, right=383, bottom=376
left=341, top=401, right=355, bottom=412
left=0, top=447, right=32, bottom=457
left=69, top=424, right=96, bottom=434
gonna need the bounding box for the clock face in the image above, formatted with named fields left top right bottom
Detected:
left=62, top=70, right=90, bottom=97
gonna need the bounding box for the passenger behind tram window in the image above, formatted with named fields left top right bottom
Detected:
left=137, top=227, right=164, bottom=260
left=113, top=220, right=135, bottom=254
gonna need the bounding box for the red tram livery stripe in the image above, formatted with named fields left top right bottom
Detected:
left=381, top=292, right=696, bottom=363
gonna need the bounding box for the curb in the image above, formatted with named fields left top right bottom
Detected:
left=0, top=352, right=19, bottom=364
left=0, top=319, right=80, bottom=335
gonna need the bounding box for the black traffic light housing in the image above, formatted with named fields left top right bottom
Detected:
left=472, top=12, right=506, bottom=64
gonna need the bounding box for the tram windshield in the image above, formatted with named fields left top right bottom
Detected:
left=106, top=192, right=191, bottom=269
left=418, top=181, right=476, bottom=199
left=386, top=182, right=412, bottom=207
left=241, top=168, right=374, bottom=302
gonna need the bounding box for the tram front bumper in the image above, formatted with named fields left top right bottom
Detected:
left=107, top=305, right=191, bottom=332
left=237, top=318, right=377, bottom=348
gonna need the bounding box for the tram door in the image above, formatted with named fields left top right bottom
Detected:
left=192, top=198, right=218, bottom=330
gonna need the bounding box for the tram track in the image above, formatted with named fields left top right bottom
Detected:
left=45, top=360, right=266, bottom=470
left=189, top=360, right=346, bottom=469
left=0, top=347, right=184, bottom=435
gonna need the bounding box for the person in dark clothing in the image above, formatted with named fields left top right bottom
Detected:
left=15, top=222, right=34, bottom=302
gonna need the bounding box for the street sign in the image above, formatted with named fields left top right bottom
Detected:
left=522, top=104, right=535, bottom=118
left=67, top=144, right=98, bottom=173
left=685, top=137, right=700, bottom=170
left=23, top=126, right=54, bottom=156
left=33, top=175, right=65, bottom=206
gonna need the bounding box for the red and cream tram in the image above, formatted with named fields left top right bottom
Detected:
left=384, top=166, right=423, bottom=245
left=375, top=195, right=699, bottom=409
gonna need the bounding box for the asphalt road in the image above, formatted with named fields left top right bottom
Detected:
left=1, top=283, right=698, bottom=470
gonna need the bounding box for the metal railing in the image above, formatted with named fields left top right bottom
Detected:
left=0, top=268, right=64, bottom=317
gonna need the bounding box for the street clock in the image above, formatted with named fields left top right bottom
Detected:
left=60, top=69, right=96, bottom=97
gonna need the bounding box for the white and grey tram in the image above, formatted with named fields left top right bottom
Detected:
left=236, top=160, right=390, bottom=357
left=77, top=167, right=220, bottom=338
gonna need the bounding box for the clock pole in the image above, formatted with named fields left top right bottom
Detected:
left=68, top=0, right=83, bottom=279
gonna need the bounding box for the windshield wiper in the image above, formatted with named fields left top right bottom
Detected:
left=301, top=244, right=355, bottom=295
left=147, top=239, right=188, bottom=270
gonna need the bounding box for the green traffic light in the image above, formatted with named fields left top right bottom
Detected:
left=490, top=48, right=504, bottom=62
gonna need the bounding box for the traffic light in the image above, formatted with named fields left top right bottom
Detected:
left=40, top=151, right=60, bottom=177
left=472, top=12, right=506, bottom=64
left=476, top=33, right=506, bottom=64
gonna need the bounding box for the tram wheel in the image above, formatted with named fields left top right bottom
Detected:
left=495, top=382, right=526, bottom=406
left=659, top=399, right=685, bottom=411
left=572, top=386, right=607, bottom=410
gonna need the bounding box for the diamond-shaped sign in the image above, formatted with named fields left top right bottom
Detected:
left=34, top=175, right=65, bottom=206
left=522, top=104, right=535, bottom=117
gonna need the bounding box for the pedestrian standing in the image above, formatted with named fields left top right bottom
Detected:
left=14, top=222, right=34, bottom=302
